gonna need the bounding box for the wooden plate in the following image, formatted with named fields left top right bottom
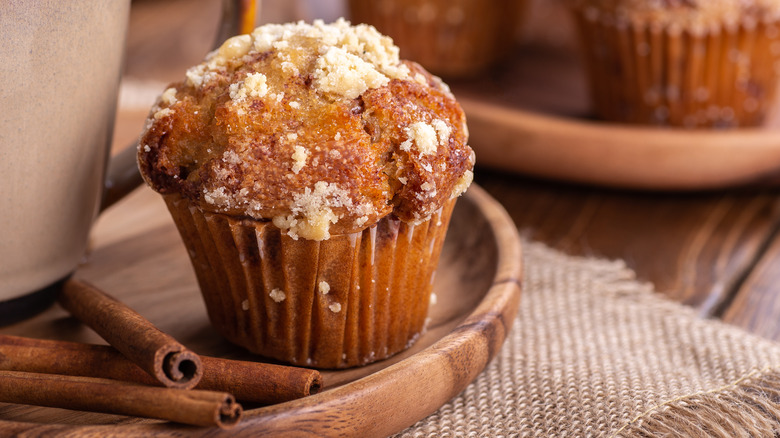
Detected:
left=0, top=184, right=522, bottom=437
left=450, top=45, right=780, bottom=190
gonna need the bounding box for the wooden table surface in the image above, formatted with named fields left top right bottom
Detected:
left=111, top=0, right=780, bottom=343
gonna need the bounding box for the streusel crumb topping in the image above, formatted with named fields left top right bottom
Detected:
left=138, top=19, right=473, bottom=240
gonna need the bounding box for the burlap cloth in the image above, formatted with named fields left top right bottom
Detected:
left=396, top=240, right=780, bottom=437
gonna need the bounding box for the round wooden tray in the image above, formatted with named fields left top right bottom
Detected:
left=0, top=184, right=522, bottom=437
left=450, top=45, right=780, bottom=191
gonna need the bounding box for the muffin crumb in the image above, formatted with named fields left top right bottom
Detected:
left=270, top=288, right=286, bottom=302
left=318, top=281, right=330, bottom=294
left=153, top=108, right=173, bottom=120
left=273, top=181, right=356, bottom=240
left=329, top=302, right=342, bottom=313
left=401, top=122, right=437, bottom=156
left=314, top=47, right=390, bottom=99
left=161, top=87, right=178, bottom=105
left=432, top=119, right=452, bottom=145
left=451, top=170, right=474, bottom=198
left=213, top=34, right=252, bottom=66
left=291, top=146, right=309, bottom=174
left=230, top=72, right=268, bottom=100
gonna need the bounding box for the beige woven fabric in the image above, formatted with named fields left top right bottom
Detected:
left=397, top=240, right=780, bottom=437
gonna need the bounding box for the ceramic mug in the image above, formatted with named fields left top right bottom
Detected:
left=0, top=0, right=255, bottom=325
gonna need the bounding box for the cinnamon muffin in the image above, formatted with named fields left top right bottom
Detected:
left=349, top=0, right=526, bottom=78
left=568, top=0, right=780, bottom=127
left=137, top=19, right=474, bottom=368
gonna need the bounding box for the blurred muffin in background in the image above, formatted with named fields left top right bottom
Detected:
left=568, top=0, right=780, bottom=128
left=349, top=0, right=527, bottom=78
left=518, top=0, right=579, bottom=52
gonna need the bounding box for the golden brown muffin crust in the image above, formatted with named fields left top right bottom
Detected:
left=138, top=19, right=473, bottom=241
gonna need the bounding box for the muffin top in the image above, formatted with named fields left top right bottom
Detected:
left=138, top=19, right=474, bottom=241
left=570, top=0, right=780, bottom=31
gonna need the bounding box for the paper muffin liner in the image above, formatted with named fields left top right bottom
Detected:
left=163, top=194, right=456, bottom=369
left=349, top=0, right=525, bottom=77
left=571, top=12, right=780, bottom=127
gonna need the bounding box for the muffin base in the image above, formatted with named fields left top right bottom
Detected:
left=164, top=194, right=456, bottom=369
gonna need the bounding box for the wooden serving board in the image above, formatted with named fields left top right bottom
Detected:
left=0, top=184, right=521, bottom=437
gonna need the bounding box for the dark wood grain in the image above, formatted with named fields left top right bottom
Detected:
left=476, top=171, right=780, bottom=318
left=721, top=229, right=780, bottom=340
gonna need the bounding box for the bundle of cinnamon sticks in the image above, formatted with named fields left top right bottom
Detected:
left=0, top=278, right=323, bottom=429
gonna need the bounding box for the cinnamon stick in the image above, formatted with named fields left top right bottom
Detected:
left=58, top=278, right=202, bottom=389
left=0, top=335, right=322, bottom=404
left=199, top=355, right=323, bottom=404
left=0, top=370, right=242, bottom=428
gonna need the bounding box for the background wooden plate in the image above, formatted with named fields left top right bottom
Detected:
left=0, top=184, right=522, bottom=437
left=450, top=45, right=780, bottom=191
